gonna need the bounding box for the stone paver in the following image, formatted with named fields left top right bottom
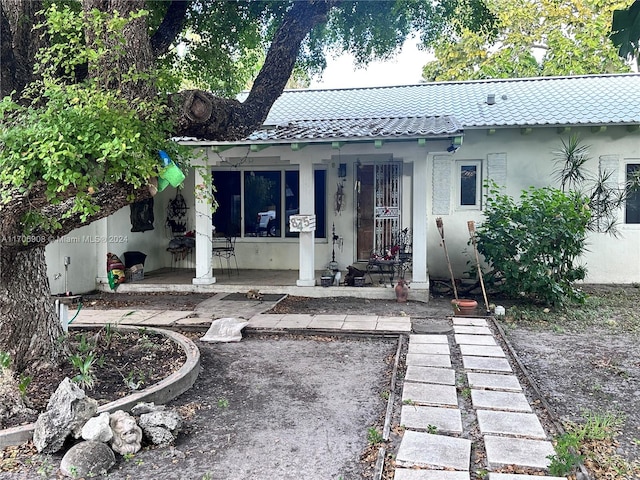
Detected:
left=402, top=383, right=458, bottom=406
left=396, top=430, right=471, bottom=471
left=400, top=405, right=463, bottom=434
left=173, top=316, right=212, bottom=326
left=345, top=314, right=378, bottom=322
left=408, top=343, right=451, bottom=355
left=307, top=318, right=345, bottom=329
left=476, top=410, right=546, bottom=438
left=462, top=356, right=512, bottom=372
left=452, top=317, right=487, bottom=326
left=342, top=320, right=378, bottom=330
left=455, top=334, right=497, bottom=346
left=406, top=353, right=451, bottom=368
left=466, top=372, right=522, bottom=392
left=453, top=325, right=493, bottom=335
left=377, top=321, right=412, bottom=332
left=313, top=314, right=346, bottom=322
left=275, top=314, right=314, bottom=329
left=484, top=435, right=555, bottom=469
left=405, top=366, right=455, bottom=385
left=459, top=344, right=505, bottom=358
left=471, top=390, right=532, bottom=412
left=409, top=334, right=449, bottom=344
left=395, top=469, right=470, bottom=480
left=489, top=474, right=566, bottom=480
left=246, top=314, right=283, bottom=328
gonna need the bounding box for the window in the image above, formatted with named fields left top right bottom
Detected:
left=212, top=169, right=326, bottom=238
left=626, top=163, right=640, bottom=224
left=458, top=160, right=481, bottom=208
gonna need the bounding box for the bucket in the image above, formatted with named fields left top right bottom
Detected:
left=161, top=162, right=185, bottom=187
left=157, top=177, right=170, bottom=192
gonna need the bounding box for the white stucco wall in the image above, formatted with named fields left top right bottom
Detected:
left=45, top=170, right=196, bottom=293
left=45, top=124, right=640, bottom=289
left=426, top=126, right=640, bottom=284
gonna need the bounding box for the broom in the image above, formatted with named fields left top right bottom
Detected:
left=467, top=220, right=490, bottom=313
left=435, top=217, right=458, bottom=300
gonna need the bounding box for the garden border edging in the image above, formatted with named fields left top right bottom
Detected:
left=0, top=326, right=200, bottom=448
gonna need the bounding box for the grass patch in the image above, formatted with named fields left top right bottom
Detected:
left=501, top=285, right=640, bottom=333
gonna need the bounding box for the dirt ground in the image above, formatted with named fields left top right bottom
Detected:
left=15, top=334, right=396, bottom=480
left=4, top=288, right=640, bottom=478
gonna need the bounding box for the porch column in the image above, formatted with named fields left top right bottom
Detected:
left=411, top=156, right=429, bottom=292
left=192, top=167, right=216, bottom=285
left=95, top=218, right=109, bottom=287
left=296, top=161, right=315, bottom=286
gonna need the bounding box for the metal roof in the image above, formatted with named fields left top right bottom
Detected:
left=204, top=74, right=640, bottom=146
left=264, top=74, right=640, bottom=128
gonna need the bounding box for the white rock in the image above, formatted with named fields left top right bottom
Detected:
left=81, top=412, right=113, bottom=443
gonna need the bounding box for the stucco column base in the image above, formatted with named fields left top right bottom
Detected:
left=192, top=277, right=217, bottom=285
left=408, top=282, right=430, bottom=303
left=296, top=279, right=316, bottom=287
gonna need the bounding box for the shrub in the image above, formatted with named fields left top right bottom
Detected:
left=475, top=182, right=591, bottom=306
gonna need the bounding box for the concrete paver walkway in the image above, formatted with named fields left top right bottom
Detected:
left=71, top=300, right=563, bottom=479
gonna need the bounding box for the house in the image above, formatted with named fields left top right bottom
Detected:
left=46, top=74, right=640, bottom=299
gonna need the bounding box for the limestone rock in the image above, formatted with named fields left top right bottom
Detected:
left=109, top=410, right=142, bottom=455
left=60, top=440, right=115, bottom=478
left=81, top=412, right=113, bottom=443
left=139, top=409, right=183, bottom=445
left=33, top=378, right=98, bottom=453
left=130, top=402, right=165, bottom=416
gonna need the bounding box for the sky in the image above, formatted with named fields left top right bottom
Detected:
left=308, top=39, right=434, bottom=90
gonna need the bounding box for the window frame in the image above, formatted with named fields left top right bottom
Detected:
left=625, top=161, right=640, bottom=225
left=456, top=159, right=482, bottom=210
left=211, top=166, right=327, bottom=239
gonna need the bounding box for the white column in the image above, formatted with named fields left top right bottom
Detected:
left=411, top=156, right=429, bottom=291
left=296, top=161, right=316, bottom=286
left=95, top=218, right=109, bottom=286
left=192, top=166, right=216, bottom=285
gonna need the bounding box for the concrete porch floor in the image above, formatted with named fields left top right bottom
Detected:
left=98, top=267, right=424, bottom=301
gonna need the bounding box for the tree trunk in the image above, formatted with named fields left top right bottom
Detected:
left=0, top=246, right=66, bottom=372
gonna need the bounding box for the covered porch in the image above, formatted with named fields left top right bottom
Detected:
left=97, top=267, right=420, bottom=300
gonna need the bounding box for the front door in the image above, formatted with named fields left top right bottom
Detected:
left=356, top=162, right=402, bottom=261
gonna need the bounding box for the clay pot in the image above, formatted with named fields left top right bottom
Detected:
left=451, top=298, right=478, bottom=316
left=395, top=279, right=409, bottom=303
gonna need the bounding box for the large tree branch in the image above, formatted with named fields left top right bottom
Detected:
left=173, top=0, right=334, bottom=141
left=0, top=182, right=152, bottom=252
left=150, top=0, right=191, bottom=57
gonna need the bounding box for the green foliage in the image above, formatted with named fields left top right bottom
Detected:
left=0, top=351, right=10, bottom=370
left=367, top=427, right=384, bottom=445
left=0, top=5, right=187, bottom=237
left=476, top=181, right=590, bottom=306
left=547, top=431, right=584, bottom=476
left=572, top=410, right=624, bottom=441
left=611, top=1, right=640, bottom=62
left=150, top=1, right=493, bottom=94
left=423, top=0, right=630, bottom=81
left=69, top=352, right=96, bottom=390
left=554, top=135, right=633, bottom=236
left=18, top=374, right=32, bottom=398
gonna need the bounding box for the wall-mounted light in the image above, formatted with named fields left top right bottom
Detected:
left=447, top=135, right=463, bottom=153
left=338, top=163, right=347, bottom=178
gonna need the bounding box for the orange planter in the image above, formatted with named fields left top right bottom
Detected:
left=451, top=298, right=478, bottom=316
